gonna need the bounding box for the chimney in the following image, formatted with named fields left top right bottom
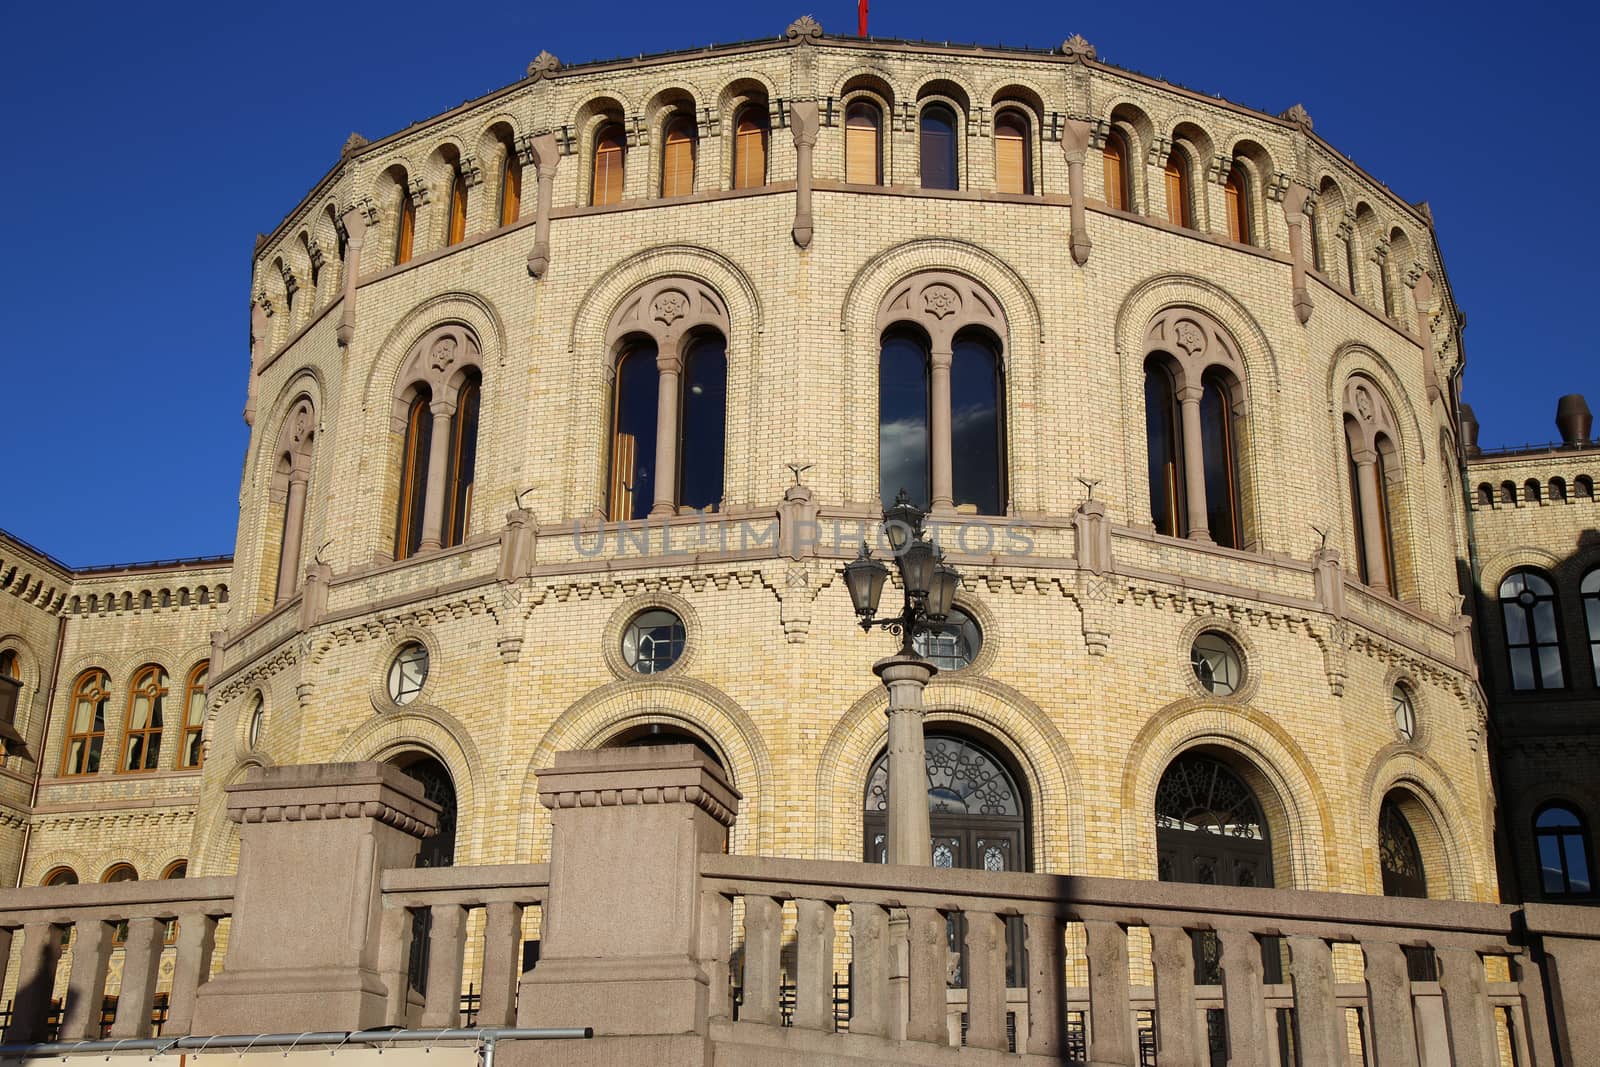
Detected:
left=1556, top=394, right=1592, bottom=447
left=1459, top=403, right=1481, bottom=457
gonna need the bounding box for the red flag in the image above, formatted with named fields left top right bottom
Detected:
left=858, top=0, right=869, bottom=36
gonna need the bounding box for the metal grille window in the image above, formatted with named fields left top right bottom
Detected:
left=1499, top=569, right=1565, bottom=691
left=622, top=610, right=685, bottom=674
left=1393, top=684, right=1417, bottom=741
left=1190, top=633, right=1244, bottom=696
left=387, top=643, right=430, bottom=705
left=1380, top=797, right=1427, bottom=898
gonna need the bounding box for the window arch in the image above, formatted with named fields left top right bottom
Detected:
left=394, top=385, right=433, bottom=560
left=498, top=137, right=522, bottom=226
left=1223, top=165, right=1251, bottom=244
left=1524, top=478, right=1543, bottom=505
left=1163, top=150, right=1192, bottom=228
left=1476, top=482, right=1494, bottom=507
left=1535, top=804, right=1592, bottom=896
left=1156, top=751, right=1273, bottom=887
left=43, top=866, right=77, bottom=887
left=844, top=100, right=882, bottom=184
left=919, top=103, right=958, bottom=190
left=102, top=863, right=137, bottom=883
left=1577, top=474, right=1595, bottom=499
left=179, top=661, right=208, bottom=769
left=389, top=326, right=484, bottom=558
left=609, top=341, right=659, bottom=521
left=445, top=159, right=468, bottom=246
left=993, top=109, right=1031, bottom=195
left=1581, top=568, right=1599, bottom=684
left=0, top=649, right=16, bottom=681
left=1550, top=477, right=1567, bottom=502
left=394, top=187, right=416, bottom=265
left=1342, top=377, right=1404, bottom=595
left=661, top=114, right=697, bottom=198
left=270, top=397, right=316, bottom=604
left=62, top=669, right=109, bottom=776
left=1102, top=128, right=1131, bottom=210
left=592, top=122, right=626, bottom=206
left=1499, top=569, right=1565, bottom=690
left=121, top=664, right=168, bottom=772
left=732, top=106, right=769, bottom=189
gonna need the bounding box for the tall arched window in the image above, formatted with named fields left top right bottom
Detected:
left=661, top=115, right=696, bottom=198
left=62, top=669, right=109, bottom=776
left=121, top=665, right=168, bottom=772
left=498, top=143, right=522, bottom=226
left=1343, top=380, right=1404, bottom=595
left=1199, top=370, right=1242, bottom=548
left=179, top=662, right=207, bottom=769
left=609, top=342, right=660, bottom=520
left=1379, top=796, right=1427, bottom=898
left=1307, top=206, right=1323, bottom=271
left=1144, top=358, right=1185, bottom=537
left=394, top=190, right=416, bottom=265
left=1582, top=568, right=1600, bottom=684
left=1164, top=151, right=1191, bottom=228
left=0, top=649, right=16, bottom=681
left=993, top=110, right=1031, bottom=195
left=678, top=335, right=727, bottom=513
left=919, top=104, right=958, bottom=190
left=394, top=387, right=434, bottom=560
left=1224, top=165, right=1251, bottom=244
left=950, top=332, right=1005, bottom=515
left=442, top=371, right=480, bottom=547
left=879, top=330, right=932, bottom=510
left=445, top=162, right=468, bottom=246
left=732, top=106, right=769, bottom=189
left=845, top=101, right=882, bottom=184
left=1156, top=752, right=1273, bottom=886
left=1535, top=804, right=1592, bottom=896
left=1103, top=129, right=1130, bottom=210
left=592, top=123, right=626, bottom=206
left=1499, top=569, right=1566, bottom=691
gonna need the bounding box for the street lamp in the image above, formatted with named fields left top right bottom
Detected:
left=842, top=490, right=963, bottom=865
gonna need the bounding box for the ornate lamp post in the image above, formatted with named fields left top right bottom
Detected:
left=842, top=491, right=961, bottom=866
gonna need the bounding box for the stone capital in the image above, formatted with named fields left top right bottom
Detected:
left=535, top=747, right=741, bottom=828
left=224, top=762, right=439, bottom=836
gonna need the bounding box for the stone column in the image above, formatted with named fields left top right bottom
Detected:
left=650, top=349, right=683, bottom=517
left=4, top=922, right=63, bottom=1043
left=1411, top=270, right=1441, bottom=403
left=1178, top=385, right=1212, bottom=542
left=1061, top=118, right=1093, bottom=265
left=517, top=746, right=740, bottom=1050
left=418, top=400, right=456, bottom=551
left=874, top=654, right=936, bottom=865
left=1353, top=451, right=1389, bottom=591
left=336, top=206, right=368, bottom=347
left=275, top=468, right=310, bottom=602
left=790, top=100, right=819, bottom=247
left=1282, top=183, right=1315, bottom=324
left=190, top=763, right=439, bottom=1035
left=929, top=346, right=955, bottom=513
left=526, top=132, right=560, bottom=278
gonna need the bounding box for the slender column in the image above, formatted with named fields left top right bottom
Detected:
left=110, top=917, right=165, bottom=1038
left=1061, top=119, right=1093, bottom=265
left=1177, top=385, right=1212, bottom=542
left=1024, top=913, right=1065, bottom=1056
left=741, top=895, right=782, bottom=1026
left=964, top=911, right=1007, bottom=1051
left=5, top=923, right=63, bottom=1043
left=1282, top=183, right=1314, bottom=324
left=1411, top=270, right=1441, bottom=403
left=1285, top=935, right=1344, bottom=1064
left=650, top=349, right=683, bottom=518
left=376, top=902, right=418, bottom=1027
left=164, top=911, right=218, bottom=1038
left=904, top=907, right=949, bottom=1046
left=60, top=920, right=114, bottom=1040
left=790, top=101, right=819, bottom=247
left=1361, top=940, right=1421, bottom=1067
left=794, top=899, right=836, bottom=1032
left=875, top=654, right=936, bottom=865
left=1354, top=452, right=1390, bottom=591
left=1217, top=928, right=1267, bottom=1067
left=477, top=901, right=524, bottom=1028
left=1150, top=925, right=1201, bottom=1066
left=1085, top=919, right=1134, bottom=1065
left=929, top=346, right=955, bottom=513
left=419, top=903, right=468, bottom=1028
left=276, top=469, right=310, bottom=602
left=1436, top=947, right=1498, bottom=1067
left=526, top=133, right=560, bottom=278
left=848, top=902, right=891, bottom=1038
left=336, top=207, right=367, bottom=347
left=417, top=401, right=456, bottom=551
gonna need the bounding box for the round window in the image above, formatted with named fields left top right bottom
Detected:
left=912, top=608, right=982, bottom=670
left=247, top=695, right=264, bottom=749
left=387, top=643, right=430, bottom=705
left=1190, top=633, right=1244, bottom=696
left=622, top=610, right=686, bottom=674
left=1393, top=685, right=1417, bottom=741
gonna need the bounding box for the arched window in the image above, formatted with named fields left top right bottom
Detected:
left=394, top=387, right=434, bottom=560
left=1379, top=796, right=1427, bottom=898
left=103, top=863, right=137, bottom=883
left=392, top=754, right=458, bottom=993
left=179, top=662, right=207, bottom=769
left=445, top=162, right=468, bottom=246
left=1199, top=370, right=1243, bottom=548
left=1224, top=165, right=1250, bottom=244
left=879, top=330, right=932, bottom=510
left=1155, top=752, right=1272, bottom=887
left=993, top=110, right=1031, bottom=195
left=732, top=106, right=769, bottom=189
left=1343, top=381, right=1404, bottom=595
left=1535, top=805, right=1592, bottom=896
left=1164, top=151, right=1191, bottom=228
left=1499, top=569, right=1565, bottom=690
left=62, top=669, right=109, bottom=776
left=1344, top=231, right=1359, bottom=296
left=0, top=649, right=16, bottom=680
left=1581, top=568, right=1600, bottom=683
left=609, top=342, right=661, bottom=521
left=950, top=332, right=1006, bottom=515
left=592, top=123, right=626, bottom=206
left=443, top=371, right=480, bottom=548
left=1525, top=479, right=1543, bottom=505
left=919, top=104, right=958, bottom=190
left=1476, top=483, right=1494, bottom=507
left=43, top=867, right=77, bottom=887
left=498, top=143, right=522, bottom=226
left=1103, top=129, right=1131, bottom=210
left=1577, top=474, right=1595, bottom=499
left=1144, top=358, right=1185, bottom=537
left=394, top=191, right=416, bottom=265
left=121, top=665, right=168, bottom=772
left=845, top=101, right=882, bottom=185
left=678, top=335, right=727, bottom=513
left=661, top=115, right=696, bottom=198
left=1307, top=206, right=1323, bottom=272
left=1501, top=481, right=1518, bottom=505
left=1550, top=477, right=1567, bottom=502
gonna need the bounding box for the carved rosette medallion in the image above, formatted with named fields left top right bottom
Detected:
left=922, top=285, right=960, bottom=319
left=1174, top=320, right=1205, bottom=358
left=651, top=291, right=688, bottom=326
left=430, top=337, right=458, bottom=375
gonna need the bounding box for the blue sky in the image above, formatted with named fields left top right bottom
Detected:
left=1, top=1, right=1593, bottom=565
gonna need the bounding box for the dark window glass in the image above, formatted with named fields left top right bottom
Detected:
left=679, top=335, right=727, bottom=513
left=879, top=331, right=930, bottom=510
left=1536, top=806, right=1592, bottom=896
left=1145, top=360, right=1185, bottom=537
left=950, top=334, right=1004, bottom=515
left=920, top=104, right=958, bottom=190
left=1379, top=798, right=1427, bottom=898
left=1581, top=569, right=1600, bottom=683
left=1374, top=448, right=1399, bottom=595
left=1499, top=570, right=1565, bottom=691
left=444, top=374, right=480, bottom=547
left=1347, top=437, right=1369, bottom=584
left=609, top=343, right=660, bottom=521
left=1199, top=372, right=1241, bottom=548
left=395, top=388, right=433, bottom=560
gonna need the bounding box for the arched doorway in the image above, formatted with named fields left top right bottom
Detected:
left=863, top=732, right=1028, bottom=986
left=1155, top=751, right=1273, bottom=888
left=391, top=753, right=457, bottom=996
left=1379, top=794, right=1427, bottom=898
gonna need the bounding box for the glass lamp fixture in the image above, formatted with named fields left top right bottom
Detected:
left=844, top=544, right=891, bottom=623
left=900, top=539, right=936, bottom=598
left=884, top=489, right=922, bottom=552
left=927, top=561, right=961, bottom=621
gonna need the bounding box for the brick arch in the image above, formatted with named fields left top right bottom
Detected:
left=1359, top=748, right=1486, bottom=900
left=249, top=369, right=325, bottom=493
left=1121, top=700, right=1338, bottom=888
left=362, top=291, right=506, bottom=413
left=815, top=675, right=1083, bottom=873
left=330, top=708, right=486, bottom=863
left=1478, top=546, right=1564, bottom=593
left=388, top=323, right=484, bottom=421
left=522, top=677, right=773, bottom=860
left=26, top=846, right=95, bottom=887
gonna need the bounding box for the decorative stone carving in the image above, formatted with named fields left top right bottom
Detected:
left=1206, top=153, right=1233, bottom=185
left=526, top=50, right=561, bottom=81
left=1144, top=308, right=1246, bottom=393
left=390, top=325, right=484, bottom=430
left=1059, top=34, right=1096, bottom=61
left=651, top=291, right=688, bottom=326
left=877, top=271, right=1007, bottom=352
left=1264, top=170, right=1291, bottom=203
left=786, top=14, right=823, bottom=40
left=429, top=336, right=458, bottom=375
left=922, top=285, right=960, bottom=319
left=1146, top=135, right=1173, bottom=167
left=341, top=132, right=368, bottom=156
left=306, top=239, right=325, bottom=273
left=553, top=124, right=577, bottom=157
left=458, top=154, right=483, bottom=187
left=278, top=263, right=298, bottom=300
left=513, top=133, right=539, bottom=165
left=353, top=195, right=379, bottom=227
left=255, top=289, right=273, bottom=318
left=1279, top=103, right=1314, bottom=130
left=406, top=177, right=429, bottom=205
left=1341, top=374, right=1400, bottom=460
left=1174, top=320, right=1205, bottom=358
left=605, top=278, right=728, bottom=356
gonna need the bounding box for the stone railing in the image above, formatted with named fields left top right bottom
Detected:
left=0, top=874, right=234, bottom=1042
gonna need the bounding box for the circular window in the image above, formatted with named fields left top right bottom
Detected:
left=622, top=610, right=686, bottom=674
left=387, top=643, right=430, bottom=705
left=912, top=608, right=983, bottom=670
left=1393, top=685, right=1417, bottom=741
left=247, top=695, right=264, bottom=749
left=1190, top=633, right=1244, bottom=696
